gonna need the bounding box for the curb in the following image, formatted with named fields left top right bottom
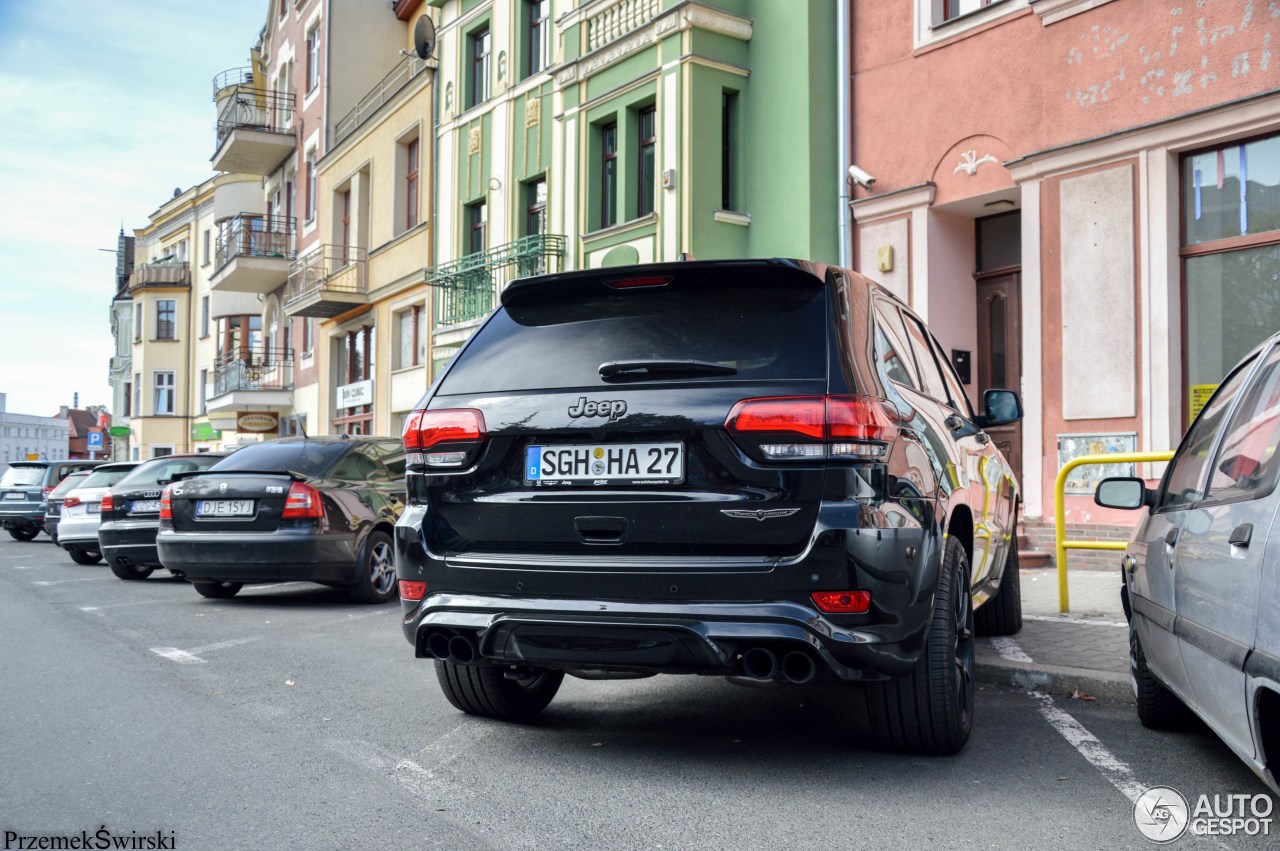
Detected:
left=976, top=659, right=1133, bottom=703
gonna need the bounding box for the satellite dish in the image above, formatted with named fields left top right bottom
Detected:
left=413, top=15, right=436, bottom=61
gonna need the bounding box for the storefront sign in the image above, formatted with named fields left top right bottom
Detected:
left=108, top=426, right=131, bottom=438
left=190, top=422, right=222, bottom=441
left=236, top=412, right=279, bottom=434
left=1189, top=384, right=1219, bottom=423
left=337, top=379, right=374, bottom=410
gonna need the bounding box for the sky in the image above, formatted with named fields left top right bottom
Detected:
left=0, top=0, right=264, bottom=417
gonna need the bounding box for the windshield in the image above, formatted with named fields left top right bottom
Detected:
left=208, top=442, right=349, bottom=478
left=117, top=455, right=224, bottom=488
left=0, top=466, right=46, bottom=488
left=49, top=473, right=91, bottom=499
left=80, top=467, right=136, bottom=489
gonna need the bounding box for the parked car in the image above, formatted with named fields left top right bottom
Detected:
left=395, top=259, right=1024, bottom=755
left=57, top=462, right=139, bottom=564
left=1096, top=330, right=1280, bottom=793
left=0, top=460, right=104, bottom=540
left=99, top=453, right=227, bottom=580
left=157, top=437, right=406, bottom=602
left=44, top=470, right=93, bottom=544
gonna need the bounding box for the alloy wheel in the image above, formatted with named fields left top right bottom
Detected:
left=368, top=540, right=395, bottom=595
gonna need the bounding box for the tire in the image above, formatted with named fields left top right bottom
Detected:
left=68, top=549, right=103, bottom=565
left=110, top=560, right=154, bottom=580
left=193, top=581, right=243, bottom=599
left=1131, top=629, right=1192, bottom=729
left=435, top=660, right=564, bottom=722
left=866, top=536, right=975, bottom=755
left=348, top=530, right=397, bottom=603
left=975, top=543, right=1023, bottom=636
left=8, top=526, right=39, bottom=541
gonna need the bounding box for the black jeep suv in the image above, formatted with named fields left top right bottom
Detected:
left=396, top=259, right=1024, bottom=755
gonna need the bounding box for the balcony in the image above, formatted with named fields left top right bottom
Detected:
left=586, top=0, right=661, bottom=52
left=425, top=235, right=566, bottom=328
left=333, top=55, right=430, bottom=148
left=209, top=214, right=296, bottom=294
left=211, top=70, right=296, bottom=175
left=205, top=346, right=295, bottom=413
left=284, top=245, right=368, bottom=318
left=128, top=259, right=191, bottom=290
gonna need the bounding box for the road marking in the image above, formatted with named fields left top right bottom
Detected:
left=1029, top=690, right=1147, bottom=802
left=186, top=637, right=259, bottom=654
left=990, top=636, right=1034, bottom=664
left=1025, top=613, right=1128, bottom=629
left=150, top=647, right=206, bottom=664
left=7, top=554, right=40, bottom=559
left=33, top=577, right=111, bottom=586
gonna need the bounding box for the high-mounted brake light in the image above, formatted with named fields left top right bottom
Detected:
left=399, top=580, right=428, bottom=601
left=605, top=275, right=672, bottom=289
left=281, top=481, right=324, bottom=519
left=403, top=408, right=487, bottom=469
left=724, top=395, right=896, bottom=461
left=159, top=485, right=173, bottom=521
left=100, top=491, right=114, bottom=512
left=811, top=590, right=872, bottom=614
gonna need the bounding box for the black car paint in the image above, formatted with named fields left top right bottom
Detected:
left=395, top=260, right=1019, bottom=679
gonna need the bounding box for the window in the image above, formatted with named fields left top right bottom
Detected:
left=1205, top=347, right=1280, bottom=502
left=941, top=0, right=995, bottom=22
left=134, top=303, right=142, bottom=341
left=198, top=368, right=208, bottom=415
left=200, top=296, right=210, bottom=338
left=900, top=314, right=950, bottom=402
left=305, top=151, right=317, bottom=222
left=524, top=178, right=547, bottom=237
left=524, top=0, right=550, bottom=78
left=1159, top=355, right=1255, bottom=509
left=466, top=201, right=487, bottom=255
left=722, top=90, right=738, bottom=210
left=872, top=321, right=917, bottom=389
left=202, top=229, right=211, bottom=266
left=153, top=371, right=175, bottom=416
left=333, top=325, right=375, bottom=436
left=152, top=446, right=174, bottom=459
left=306, top=26, right=320, bottom=93
left=133, top=373, right=141, bottom=414
left=601, top=122, right=618, bottom=228
left=156, top=299, right=176, bottom=341
left=468, top=26, right=491, bottom=108
left=638, top=107, right=656, bottom=217
left=397, top=305, right=425, bottom=369
left=123, top=380, right=132, bottom=417
left=278, top=0, right=286, bottom=17
left=302, top=317, right=314, bottom=356
left=405, top=137, right=420, bottom=230
left=340, top=189, right=352, bottom=261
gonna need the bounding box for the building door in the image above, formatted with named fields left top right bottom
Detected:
left=976, top=271, right=1022, bottom=485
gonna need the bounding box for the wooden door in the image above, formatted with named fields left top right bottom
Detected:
left=976, top=271, right=1023, bottom=485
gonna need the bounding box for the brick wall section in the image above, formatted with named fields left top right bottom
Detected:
left=1021, top=520, right=1134, bottom=572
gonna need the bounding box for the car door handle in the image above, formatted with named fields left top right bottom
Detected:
left=1164, top=528, right=1179, bottom=547
left=1230, top=523, right=1253, bottom=548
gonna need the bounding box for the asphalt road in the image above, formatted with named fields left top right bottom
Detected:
left=1, top=534, right=1275, bottom=850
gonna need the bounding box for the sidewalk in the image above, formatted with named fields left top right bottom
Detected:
left=975, top=568, right=1132, bottom=702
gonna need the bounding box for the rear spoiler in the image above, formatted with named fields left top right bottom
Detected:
left=167, top=469, right=308, bottom=483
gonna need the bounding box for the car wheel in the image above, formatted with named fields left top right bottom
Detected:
left=193, top=581, right=243, bottom=599
left=109, top=560, right=154, bottom=580
left=8, top=526, right=39, bottom=542
left=348, top=530, right=397, bottom=603
left=866, top=536, right=975, bottom=755
left=1131, top=629, right=1192, bottom=729
left=975, top=543, right=1023, bottom=637
left=68, top=549, right=103, bottom=565
left=435, top=660, right=564, bottom=722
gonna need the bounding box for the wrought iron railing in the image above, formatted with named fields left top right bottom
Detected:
left=586, top=0, right=661, bottom=51
left=333, top=55, right=430, bottom=147
left=211, top=346, right=295, bottom=396
left=213, top=66, right=255, bottom=99
left=425, top=234, right=566, bottom=327
left=285, top=245, right=368, bottom=307
left=128, top=259, right=191, bottom=288
left=214, top=214, right=296, bottom=273
left=215, top=89, right=296, bottom=147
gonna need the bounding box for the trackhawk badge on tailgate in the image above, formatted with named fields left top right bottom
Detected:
left=721, top=508, right=801, bottom=521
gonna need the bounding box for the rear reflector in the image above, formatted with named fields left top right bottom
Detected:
left=605, top=275, right=671, bottom=289
left=399, top=580, right=428, bottom=601
left=282, top=481, right=324, bottom=519
left=725, top=396, right=896, bottom=461
left=159, top=485, right=172, bottom=521
left=811, top=590, right=872, bottom=614
left=100, top=491, right=114, bottom=512
left=403, top=408, right=487, bottom=468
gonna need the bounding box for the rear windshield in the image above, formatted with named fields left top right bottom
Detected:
left=81, top=468, right=136, bottom=489
left=208, top=442, right=349, bottom=477
left=117, top=455, right=224, bottom=488
left=49, top=473, right=91, bottom=499
left=438, top=270, right=828, bottom=394
left=0, top=466, right=46, bottom=488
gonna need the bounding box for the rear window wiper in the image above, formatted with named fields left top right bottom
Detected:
left=599, top=359, right=738, bottom=379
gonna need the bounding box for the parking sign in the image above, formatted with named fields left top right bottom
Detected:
left=87, top=430, right=103, bottom=449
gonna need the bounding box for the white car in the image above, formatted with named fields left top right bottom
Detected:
left=58, top=462, right=138, bottom=565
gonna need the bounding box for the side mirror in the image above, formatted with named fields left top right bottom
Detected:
left=977, top=389, right=1023, bottom=427
left=1094, top=477, right=1152, bottom=510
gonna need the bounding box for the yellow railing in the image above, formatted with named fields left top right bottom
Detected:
left=1054, top=450, right=1174, bottom=613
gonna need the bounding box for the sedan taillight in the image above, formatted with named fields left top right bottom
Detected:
left=281, top=481, right=324, bottom=519
left=402, top=408, right=487, bottom=469
left=159, top=485, right=173, bottom=521
left=64, top=496, right=81, bottom=508
left=100, top=491, right=114, bottom=512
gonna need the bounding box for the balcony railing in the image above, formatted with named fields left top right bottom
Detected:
left=425, top=234, right=565, bottom=327
left=215, top=89, right=296, bottom=147
left=333, top=54, right=430, bottom=147
left=128, top=259, right=191, bottom=288
left=213, top=66, right=255, bottom=99
left=211, top=346, right=295, bottom=396
left=586, top=0, right=661, bottom=52
left=285, top=245, right=368, bottom=317
left=214, top=214, right=296, bottom=273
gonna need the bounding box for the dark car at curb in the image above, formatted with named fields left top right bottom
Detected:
left=0, top=460, right=104, bottom=540
left=99, top=453, right=227, bottom=580
left=156, top=437, right=406, bottom=602
left=395, top=258, right=1025, bottom=755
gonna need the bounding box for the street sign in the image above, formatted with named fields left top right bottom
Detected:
left=86, top=430, right=104, bottom=449
left=108, top=426, right=131, bottom=438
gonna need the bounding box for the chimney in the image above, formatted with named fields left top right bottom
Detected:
left=59, top=405, right=69, bottom=418
left=73, top=392, right=79, bottom=409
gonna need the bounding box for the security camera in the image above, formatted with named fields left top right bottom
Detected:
left=848, top=165, right=876, bottom=189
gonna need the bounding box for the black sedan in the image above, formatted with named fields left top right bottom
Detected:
left=157, top=437, right=405, bottom=602
left=99, top=453, right=227, bottom=580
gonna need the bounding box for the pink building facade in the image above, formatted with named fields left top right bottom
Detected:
left=848, top=0, right=1280, bottom=531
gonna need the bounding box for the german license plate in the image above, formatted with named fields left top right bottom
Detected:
left=195, top=499, right=254, bottom=517
left=3, top=493, right=23, bottom=500
left=87, top=504, right=101, bottom=514
left=525, top=443, right=683, bottom=485
left=130, top=500, right=161, bottom=514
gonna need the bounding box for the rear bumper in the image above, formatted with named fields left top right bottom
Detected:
left=156, top=530, right=360, bottom=584
left=57, top=515, right=102, bottom=549
left=0, top=505, right=43, bottom=528
left=99, top=520, right=161, bottom=566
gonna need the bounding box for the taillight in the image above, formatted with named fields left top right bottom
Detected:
left=399, top=580, right=428, bottom=601
left=605, top=275, right=671, bottom=289
left=42, top=486, right=54, bottom=497
left=100, top=491, right=114, bottom=512
left=159, top=485, right=172, bottom=520
left=64, top=496, right=81, bottom=508
left=403, top=408, right=487, bottom=469
left=281, top=481, right=324, bottom=519
left=725, top=395, right=897, bottom=462
left=811, top=590, right=872, bottom=614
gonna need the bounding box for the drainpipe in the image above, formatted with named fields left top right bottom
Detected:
left=836, top=0, right=851, bottom=269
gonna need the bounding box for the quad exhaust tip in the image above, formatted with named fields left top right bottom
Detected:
left=741, top=647, right=779, bottom=680
left=741, top=647, right=818, bottom=684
